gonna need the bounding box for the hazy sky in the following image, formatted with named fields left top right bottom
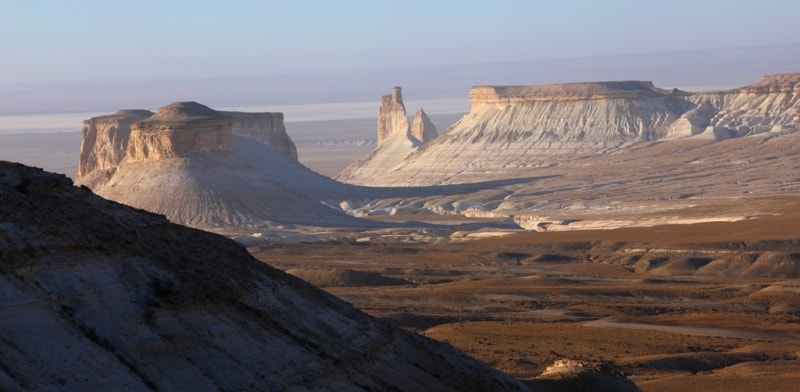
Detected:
left=4, top=0, right=799, bottom=84
left=2, top=0, right=800, bottom=114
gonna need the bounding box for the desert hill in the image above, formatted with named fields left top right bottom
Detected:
left=0, top=161, right=535, bottom=391
left=338, top=73, right=800, bottom=186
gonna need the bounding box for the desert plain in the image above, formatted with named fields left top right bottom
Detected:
left=252, top=194, right=800, bottom=391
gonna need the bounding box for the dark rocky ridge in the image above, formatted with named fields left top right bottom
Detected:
left=0, top=161, right=531, bottom=391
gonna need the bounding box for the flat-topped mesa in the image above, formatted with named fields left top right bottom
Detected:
left=469, top=81, right=686, bottom=111
left=377, top=86, right=410, bottom=146
left=410, top=107, right=438, bottom=144
left=223, top=111, right=298, bottom=160
left=126, top=102, right=233, bottom=162
left=76, top=109, right=154, bottom=180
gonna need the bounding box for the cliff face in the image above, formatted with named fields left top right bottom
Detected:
left=126, top=102, right=233, bottom=162
left=377, top=86, right=410, bottom=146
left=224, top=111, right=298, bottom=160
left=0, top=161, right=528, bottom=391
left=76, top=102, right=296, bottom=180
left=339, top=74, right=800, bottom=186
left=76, top=110, right=153, bottom=180
left=410, top=107, right=438, bottom=144
left=76, top=102, right=362, bottom=229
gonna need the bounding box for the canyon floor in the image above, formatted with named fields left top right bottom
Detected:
left=251, top=195, right=800, bottom=392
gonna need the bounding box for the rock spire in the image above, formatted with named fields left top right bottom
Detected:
left=377, top=86, right=410, bottom=146
left=410, top=107, right=438, bottom=144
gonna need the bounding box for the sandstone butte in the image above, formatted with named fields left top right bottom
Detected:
left=337, top=73, right=800, bottom=186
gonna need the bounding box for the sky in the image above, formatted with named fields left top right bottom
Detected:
left=2, top=0, right=800, bottom=113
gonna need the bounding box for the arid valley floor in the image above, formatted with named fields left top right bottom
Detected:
left=253, top=196, right=800, bottom=391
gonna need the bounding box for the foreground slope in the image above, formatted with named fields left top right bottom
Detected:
left=0, top=161, right=528, bottom=391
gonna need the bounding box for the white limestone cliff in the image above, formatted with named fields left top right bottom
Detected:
left=339, top=74, right=800, bottom=186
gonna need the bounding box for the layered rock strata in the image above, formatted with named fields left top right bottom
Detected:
left=76, top=102, right=296, bottom=180
left=76, top=102, right=357, bottom=229
left=76, top=109, right=153, bottom=180
left=339, top=73, right=800, bottom=186
left=126, top=102, right=233, bottom=162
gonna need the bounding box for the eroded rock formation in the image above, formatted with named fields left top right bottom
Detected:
left=410, top=107, right=438, bottom=144
left=339, top=73, right=800, bottom=186
left=0, top=161, right=530, bottom=391
left=377, top=86, right=410, bottom=146
left=76, top=109, right=153, bottom=180
left=76, top=102, right=357, bottom=229
left=76, top=102, right=297, bottom=180
left=126, top=102, right=233, bottom=162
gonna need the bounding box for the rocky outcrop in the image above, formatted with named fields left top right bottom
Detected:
left=337, top=88, right=442, bottom=183
left=377, top=86, right=410, bottom=146
left=679, top=73, right=800, bottom=138
left=126, top=102, right=233, bottom=162
left=223, top=111, right=298, bottom=160
left=339, top=73, right=800, bottom=186
left=76, top=102, right=296, bottom=180
left=410, top=107, right=438, bottom=144
left=468, top=81, right=686, bottom=110
left=0, top=161, right=530, bottom=391
left=76, top=109, right=153, bottom=180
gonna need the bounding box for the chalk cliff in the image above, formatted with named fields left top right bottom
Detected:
left=0, top=161, right=529, bottom=391
left=339, top=74, right=800, bottom=186
left=224, top=110, right=298, bottom=160
left=76, top=102, right=359, bottom=229
left=76, top=109, right=153, bottom=180
left=126, top=102, right=233, bottom=162
left=76, top=102, right=297, bottom=180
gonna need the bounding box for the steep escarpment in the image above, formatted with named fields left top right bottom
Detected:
left=76, top=109, right=153, bottom=180
left=339, top=74, right=800, bottom=186
left=0, top=161, right=530, bottom=391
left=77, top=102, right=361, bottom=229
left=126, top=102, right=233, bottom=162
left=76, top=102, right=296, bottom=180
left=223, top=111, right=298, bottom=160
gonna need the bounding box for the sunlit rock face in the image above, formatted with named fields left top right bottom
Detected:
left=377, top=86, right=410, bottom=146
left=75, top=102, right=363, bottom=229
left=76, top=102, right=297, bottom=180
left=339, top=74, right=800, bottom=186
left=126, top=102, right=233, bottom=162
left=76, top=109, right=153, bottom=180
